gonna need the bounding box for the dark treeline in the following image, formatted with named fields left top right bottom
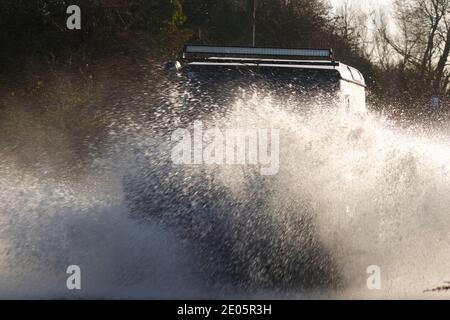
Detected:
left=0, top=0, right=447, bottom=112
left=0, top=1, right=374, bottom=92
left=1, top=1, right=364, bottom=64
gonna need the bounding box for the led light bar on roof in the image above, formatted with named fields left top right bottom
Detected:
left=184, top=45, right=333, bottom=60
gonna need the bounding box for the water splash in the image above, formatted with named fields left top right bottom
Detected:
left=1, top=82, right=450, bottom=299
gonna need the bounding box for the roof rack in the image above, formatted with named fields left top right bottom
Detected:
left=183, top=45, right=334, bottom=61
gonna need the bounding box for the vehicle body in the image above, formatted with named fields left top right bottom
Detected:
left=124, top=45, right=365, bottom=290
left=174, top=45, right=366, bottom=114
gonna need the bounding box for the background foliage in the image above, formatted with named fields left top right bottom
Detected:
left=1, top=0, right=450, bottom=110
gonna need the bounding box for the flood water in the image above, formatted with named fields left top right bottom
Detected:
left=1, top=74, right=450, bottom=299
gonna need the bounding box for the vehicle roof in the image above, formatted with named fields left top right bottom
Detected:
left=182, top=57, right=366, bottom=87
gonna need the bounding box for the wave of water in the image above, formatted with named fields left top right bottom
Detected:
left=1, top=87, right=450, bottom=299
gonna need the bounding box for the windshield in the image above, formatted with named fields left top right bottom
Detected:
left=182, top=64, right=339, bottom=98
left=170, top=64, right=341, bottom=121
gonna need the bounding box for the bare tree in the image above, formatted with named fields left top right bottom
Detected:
left=375, top=0, right=450, bottom=94
left=334, top=0, right=370, bottom=55
left=372, top=8, right=396, bottom=70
